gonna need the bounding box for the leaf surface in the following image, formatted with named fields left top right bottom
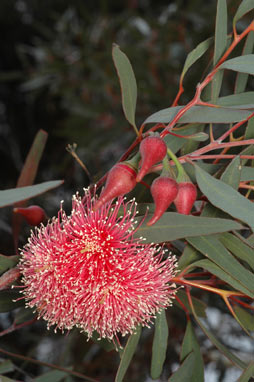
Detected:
left=150, top=310, right=168, bottom=379
left=220, top=54, right=254, bottom=75
left=135, top=213, right=242, bottom=243
left=115, top=326, right=141, bottom=382
left=195, top=165, right=254, bottom=230
left=0, top=180, right=63, bottom=208
left=144, top=105, right=253, bottom=125
left=112, top=44, right=137, bottom=133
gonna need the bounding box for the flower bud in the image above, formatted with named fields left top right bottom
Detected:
left=13, top=205, right=46, bottom=226
left=136, top=136, right=167, bottom=183
left=94, top=163, right=137, bottom=211
left=147, top=177, right=179, bottom=226
left=174, top=182, right=197, bottom=215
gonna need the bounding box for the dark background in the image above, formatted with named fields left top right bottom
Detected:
left=1, top=1, right=253, bottom=381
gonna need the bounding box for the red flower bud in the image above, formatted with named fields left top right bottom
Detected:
left=174, top=182, right=197, bottom=215
left=13, top=205, right=46, bottom=226
left=147, top=177, right=179, bottom=226
left=94, top=163, right=137, bottom=211
left=136, top=136, right=167, bottom=182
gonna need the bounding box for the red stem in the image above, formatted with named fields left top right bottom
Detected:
left=159, top=21, right=254, bottom=138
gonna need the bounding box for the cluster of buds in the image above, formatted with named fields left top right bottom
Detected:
left=94, top=134, right=197, bottom=225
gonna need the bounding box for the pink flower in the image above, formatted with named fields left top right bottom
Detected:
left=19, top=189, right=177, bottom=342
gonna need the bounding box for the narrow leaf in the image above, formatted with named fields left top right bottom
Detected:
left=135, top=213, right=242, bottom=243
left=181, top=37, right=213, bottom=80
left=237, top=361, right=254, bottom=382
left=234, top=306, right=254, bottom=332
left=220, top=232, right=254, bottom=270
left=191, top=259, right=254, bottom=297
left=150, top=310, right=168, bottom=379
left=220, top=155, right=241, bottom=189
left=195, top=165, right=254, bottom=230
left=212, top=0, right=228, bottom=101
left=190, top=298, right=247, bottom=370
left=220, top=54, right=254, bottom=75
left=214, top=0, right=228, bottom=64
left=112, top=44, right=138, bottom=134
left=13, top=129, right=48, bottom=250
left=0, top=180, right=64, bottom=208
left=15, top=130, right=48, bottom=189
left=0, top=360, right=15, bottom=374
left=144, top=105, right=253, bottom=125
left=180, top=321, right=204, bottom=382
left=164, top=124, right=204, bottom=154
left=245, top=116, right=254, bottom=139
left=168, top=352, right=195, bottom=382
left=34, top=370, right=68, bottom=382
left=0, top=375, right=17, bottom=382
left=235, top=31, right=254, bottom=94
left=0, top=255, right=19, bottom=275
left=187, top=235, right=254, bottom=296
left=176, top=290, right=207, bottom=318
left=216, top=92, right=254, bottom=106
left=241, top=166, right=254, bottom=182
left=115, top=326, right=141, bottom=382
left=178, top=244, right=202, bottom=270
left=233, top=0, right=254, bottom=25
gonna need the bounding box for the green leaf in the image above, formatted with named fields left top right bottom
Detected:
left=0, top=290, right=25, bottom=312
left=164, top=124, right=205, bottom=154
left=0, top=180, right=64, bottom=208
left=220, top=54, right=254, bottom=75
left=219, top=232, right=254, bottom=271
left=216, top=92, right=254, bottom=106
left=150, top=310, right=168, bottom=379
left=241, top=166, right=254, bottom=182
left=182, top=162, right=222, bottom=184
left=245, top=116, right=254, bottom=139
left=211, top=71, right=224, bottom=102
left=175, top=290, right=207, bottom=318
left=181, top=37, right=213, bottom=80
left=220, top=155, right=241, bottom=189
left=212, top=0, right=228, bottom=101
left=0, top=376, right=17, bottom=382
left=183, top=132, right=208, bottom=142
left=0, top=360, right=15, bottom=374
left=112, top=44, right=138, bottom=134
left=187, top=236, right=254, bottom=297
left=0, top=255, right=19, bottom=275
left=237, top=361, right=254, bottom=382
left=144, top=105, right=253, bottom=125
left=135, top=213, right=242, bottom=243
left=235, top=32, right=254, bottom=94
left=178, top=244, right=202, bottom=270
left=33, top=370, right=68, bottom=382
left=168, top=352, right=195, bottom=382
left=191, top=259, right=254, bottom=297
left=180, top=321, right=204, bottom=382
left=233, top=0, right=254, bottom=25
left=15, top=130, right=48, bottom=189
left=195, top=164, right=254, bottom=230
left=234, top=305, right=254, bottom=332
left=12, top=129, right=48, bottom=249
left=115, top=326, right=141, bottom=382
left=190, top=299, right=247, bottom=370
left=214, top=0, right=228, bottom=64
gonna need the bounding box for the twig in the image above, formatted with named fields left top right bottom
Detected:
left=0, top=347, right=100, bottom=382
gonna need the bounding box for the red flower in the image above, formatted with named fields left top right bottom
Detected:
left=19, top=189, right=177, bottom=342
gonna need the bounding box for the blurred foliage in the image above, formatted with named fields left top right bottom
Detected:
left=1, top=1, right=254, bottom=382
